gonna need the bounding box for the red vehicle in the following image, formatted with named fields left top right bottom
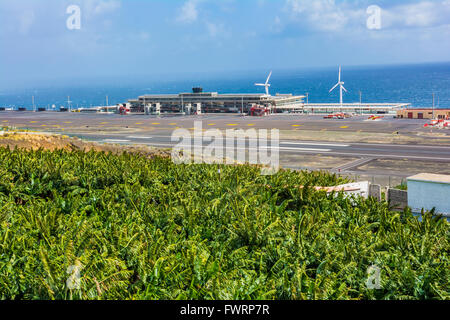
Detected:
left=324, top=112, right=350, bottom=119
left=424, top=119, right=450, bottom=128
left=118, top=104, right=130, bottom=115
left=250, top=104, right=270, bottom=116
left=368, top=115, right=384, bottom=121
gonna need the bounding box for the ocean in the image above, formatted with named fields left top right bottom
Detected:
left=1, top=62, right=449, bottom=110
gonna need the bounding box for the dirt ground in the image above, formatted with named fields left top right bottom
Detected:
left=356, top=159, right=450, bottom=176
left=0, top=132, right=171, bottom=158
left=280, top=154, right=357, bottom=171
left=279, top=130, right=450, bottom=145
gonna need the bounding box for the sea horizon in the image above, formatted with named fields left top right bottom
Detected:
left=1, top=61, right=449, bottom=110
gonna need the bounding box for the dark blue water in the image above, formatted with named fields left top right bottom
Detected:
left=1, top=62, right=449, bottom=110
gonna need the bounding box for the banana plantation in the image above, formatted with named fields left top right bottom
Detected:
left=0, top=147, right=448, bottom=300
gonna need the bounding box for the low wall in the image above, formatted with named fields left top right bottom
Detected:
left=369, top=184, right=381, bottom=202
left=387, top=188, right=408, bottom=210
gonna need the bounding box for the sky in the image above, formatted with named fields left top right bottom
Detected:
left=1, top=0, right=450, bottom=90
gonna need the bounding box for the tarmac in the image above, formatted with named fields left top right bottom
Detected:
left=1, top=111, right=449, bottom=185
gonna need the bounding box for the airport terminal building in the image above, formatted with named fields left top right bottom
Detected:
left=128, top=88, right=305, bottom=114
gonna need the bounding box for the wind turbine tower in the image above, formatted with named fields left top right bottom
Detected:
left=329, top=66, right=348, bottom=107
left=255, top=71, right=272, bottom=96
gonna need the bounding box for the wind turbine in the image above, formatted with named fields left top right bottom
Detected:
left=329, top=66, right=347, bottom=106
left=255, top=71, right=272, bottom=96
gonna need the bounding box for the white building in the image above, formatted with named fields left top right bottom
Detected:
left=408, top=173, right=450, bottom=217
left=128, top=87, right=305, bottom=114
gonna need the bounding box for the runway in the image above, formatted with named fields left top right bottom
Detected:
left=1, top=111, right=449, bottom=180
left=0, top=111, right=439, bottom=134
left=74, top=133, right=450, bottom=163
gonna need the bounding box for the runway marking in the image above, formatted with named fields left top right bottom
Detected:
left=30, top=121, right=38, bottom=123
left=291, top=125, right=302, bottom=127
left=88, top=139, right=450, bottom=161
left=41, top=125, right=47, bottom=127
left=340, top=126, right=349, bottom=129
left=127, top=136, right=153, bottom=139
left=135, top=143, right=331, bottom=153
left=282, top=142, right=350, bottom=147
left=208, top=124, right=216, bottom=126
left=64, top=122, right=72, bottom=124
left=103, top=139, right=131, bottom=143
left=2, top=120, right=8, bottom=122
left=100, top=122, right=109, bottom=124
left=227, top=124, right=238, bottom=126
left=247, top=124, right=255, bottom=126
left=279, top=147, right=331, bottom=152
left=152, top=123, right=160, bottom=125
left=169, top=123, right=177, bottom=125
left=352, top=142, right=450, bottom=149
left=323, top=152, right=450, bottom=162
left=135, top=122, right=143, bottom=125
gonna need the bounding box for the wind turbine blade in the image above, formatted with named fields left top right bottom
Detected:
left=255, top=83, right=265, bottom=86
left=329, top=83, right=339, bottom=93
left=342, top=86, right=348, bottom=93
left=265, top=71, right=272, bottom=85
left=338, top=66, right=341, bottom=83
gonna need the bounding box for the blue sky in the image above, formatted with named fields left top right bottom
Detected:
left=1, top=0, right=450, bottom=89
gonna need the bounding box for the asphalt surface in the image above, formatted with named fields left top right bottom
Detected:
left=1, top=111, right=450, bottom=174
left=0, top=111, right=438, bottom=134
left=78, top=134, right=450, bottom=164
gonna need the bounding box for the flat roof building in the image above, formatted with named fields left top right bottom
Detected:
left=397, top=109, right=450, bottom=119
left=128, top=88, right=305, bottom=114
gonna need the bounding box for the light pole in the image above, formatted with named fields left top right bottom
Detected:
left=359, top=91, right=362, bottom=115
left=432, top=93, right=435, bottom=119
left=67, top=96, right=72, bottom=112
left=181, top=96, right=184, bottom=114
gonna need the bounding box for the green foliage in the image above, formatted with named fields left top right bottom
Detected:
left=0, top=147, right=448, bottom=300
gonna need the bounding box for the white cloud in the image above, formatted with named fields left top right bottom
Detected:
left=284, top=0, right=450, bottom=32
left=18, top=10, right=35, bottom=35
left=285, top=0, right=363, bottom=32
left=177, top=0, right=199, bottom=24
left=205, top=21, right=230, bottom=39
left=382, top=1, right=450, bottom=29
left=84, top=0, right=121, bottom=17
left=271, top=16, right=283, bottom=33
left=94, top=0, right=121, bottom=15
